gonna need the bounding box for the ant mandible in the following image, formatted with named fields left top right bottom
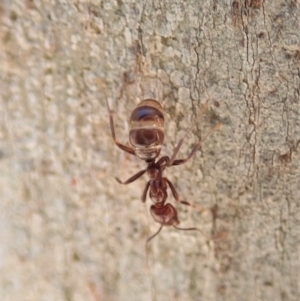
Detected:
left=106, top=99, right=220, bottom=244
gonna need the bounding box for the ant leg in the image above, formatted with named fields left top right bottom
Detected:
left=174, top=225, right=225, bottom=242
left=106, top=100, right=135, bottom=156
left=115, top=169, right=146, bottom=184
left=167, top=130, right=190, bottom=166
left=142, top=181, right=150, bottom=203
left=165, top=178, right=191, bottom=206
left=168, top=123, right=222, bottom=166
left=165, top=177, right=206, bottom=212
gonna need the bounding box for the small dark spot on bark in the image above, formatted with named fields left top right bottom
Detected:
left=278, top=151, right=291, bottom=164
left=217, top=284, right=227, bottom=295
left=273, top=13, right=285, bottom=22
left=123, top=70, right=136, bottom=84
left=285, top=53, right=292, bottom=60
left=84, top=22, right=101, bottom=34
left=290, top=0, right=297, bottom=9
left=129, top=40, right=143, bottom=56
left=239, top=38, right=245, bottom=47
left=89, top=5, right=101, bottom=17
left=232, top=0, right=239, bottom=10
left=10, top=11, right=18, bottom=21
left=258, top=32, right=265, bottom=38
left=247, top=0, right=262, bottom=9
left=166, top=105, right=176, bottom=118
left=161, top=36, right=177, bottom=47
left=45, top=68, right=52, bottom=75
left=281, top=291, right=287, bottom=300
left=231, top=0, right=241, bottom=27
left=211, top=204, right=219, bottom=219
left=25, top=0, right=36, bottom=10
left=213, top=100, right=220, bottom=107
left=207, top=109, right=221, bottom=125
left=73, top=252, right=80, bottom=261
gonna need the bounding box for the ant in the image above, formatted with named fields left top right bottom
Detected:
left=106, top=99, right=220, bottom=244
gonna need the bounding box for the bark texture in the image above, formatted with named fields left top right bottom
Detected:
left=0, top=1, right=299, bottom=301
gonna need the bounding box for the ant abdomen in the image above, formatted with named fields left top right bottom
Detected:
left=150, top=203, right=180, bottom=226
left=129, top=99, right=165, bottom=161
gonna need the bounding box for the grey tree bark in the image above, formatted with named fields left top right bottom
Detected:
left=0, top=1, right=299, bottom=301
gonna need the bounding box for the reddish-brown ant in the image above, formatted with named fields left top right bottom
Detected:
left=106, top=99, right=220, bottom=244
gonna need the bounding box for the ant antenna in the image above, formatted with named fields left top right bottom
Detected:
left=168, top=123, right=222, bottom=166
left=146, top=225, right=163, bottom=244
left=145, top=225, right=163, bottom=256
left=173, top=225, right=211, bottom=241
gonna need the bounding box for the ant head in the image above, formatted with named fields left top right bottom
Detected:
left=129, top=99, right=164, bottom=161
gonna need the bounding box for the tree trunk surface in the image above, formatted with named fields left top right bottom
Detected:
left=1, top=1, right=299, bottom=301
